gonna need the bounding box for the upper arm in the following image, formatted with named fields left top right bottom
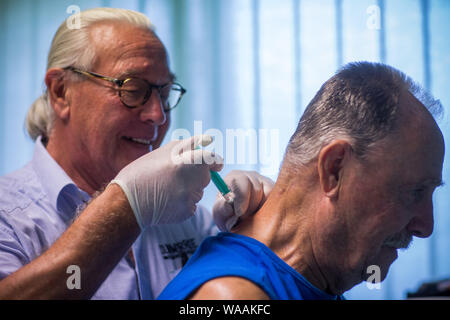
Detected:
left=188, top=276, right=270, bottom=300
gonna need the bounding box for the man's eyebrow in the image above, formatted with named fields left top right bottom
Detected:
left=116, top=70, right=176, bottom=82
left=116, top=70, right=138, bottom=78
left=428, top=179, right=445, bottom=188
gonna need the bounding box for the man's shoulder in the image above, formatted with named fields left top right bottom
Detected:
left=0, top=163, right=43, bottom=214
left=0, top=162, right=36, bottom=188
left=189, top=276, right=270, bottom=300
left=158, top=233, right=273, bottom=299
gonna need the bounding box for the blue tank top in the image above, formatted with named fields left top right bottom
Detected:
left=158, top=232, right=341, bottom=300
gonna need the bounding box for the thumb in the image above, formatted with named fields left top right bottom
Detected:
left=178, top=134, right=214, bottom=154
left=212, top=197, right=236, bottom=231
left=177, top=148, right=224, bottom=171
left=170, top=135, right=214, bottom=165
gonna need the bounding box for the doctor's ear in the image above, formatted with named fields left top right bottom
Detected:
left=317, top=140, right=353, bottom=199
left=45, top=68, right=71, bottom=120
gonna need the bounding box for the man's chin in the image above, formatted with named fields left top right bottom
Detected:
left=118, top=150, right=151, bottom=170
left=363, top=246, right=398, bottom=283
left=380, top=245, right=399, bottom=269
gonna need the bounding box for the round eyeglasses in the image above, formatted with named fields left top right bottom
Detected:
left=65, top=66, right=186, bottom=111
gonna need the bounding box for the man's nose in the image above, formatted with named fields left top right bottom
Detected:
left=139, top=89, right=167, bottom=126
left=406, top=202, right=434, bottom=238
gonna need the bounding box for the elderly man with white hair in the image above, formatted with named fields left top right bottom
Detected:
left=0, top=8, right=273, bottom=299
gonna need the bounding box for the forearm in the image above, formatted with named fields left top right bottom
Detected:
left=0, top=184, right=140, bottom=299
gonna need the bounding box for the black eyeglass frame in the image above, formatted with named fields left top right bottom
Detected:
left=65, top=66, right=186, bottom=111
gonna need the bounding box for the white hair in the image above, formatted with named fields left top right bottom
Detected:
left=26, top=7, right=155, bottom=141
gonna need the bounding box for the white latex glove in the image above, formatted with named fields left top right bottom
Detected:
left=110, top=135, right=223, bottom=230
left=212, top=170, right=275, bottom=231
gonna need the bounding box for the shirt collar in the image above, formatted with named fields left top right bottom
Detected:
left=31, top=136, right=91, bottom=221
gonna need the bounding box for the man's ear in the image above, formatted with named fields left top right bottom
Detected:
left=45, top=68, right=70, bottom=121
left=317, top=140, right=353, bottom=199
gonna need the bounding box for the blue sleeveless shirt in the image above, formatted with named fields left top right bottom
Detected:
left=158, top=232, right=341, bottom=300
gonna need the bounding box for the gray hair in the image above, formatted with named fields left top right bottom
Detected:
left=283, top=61, right=443, bottom=170
left=25, top=7, right=155, bottom=141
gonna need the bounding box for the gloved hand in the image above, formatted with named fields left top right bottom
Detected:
left=212, top=170, right=275, bottom=231
left=110, top=135, right=223, bottom=230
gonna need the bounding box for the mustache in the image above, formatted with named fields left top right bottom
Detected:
left=383, top=231, right=413, bottom=249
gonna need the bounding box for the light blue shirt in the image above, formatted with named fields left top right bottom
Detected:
left=0, top=137, right=140, bottom=299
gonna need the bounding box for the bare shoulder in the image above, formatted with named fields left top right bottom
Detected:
left=188, top=276, right=270, bottom=300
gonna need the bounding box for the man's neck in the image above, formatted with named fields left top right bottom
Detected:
left=46, top=135, right=105, bottom=196
left=232, top=182, right=335, bottom=295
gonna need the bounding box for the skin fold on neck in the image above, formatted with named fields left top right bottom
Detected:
left=232, top=172, right=336, bottom=295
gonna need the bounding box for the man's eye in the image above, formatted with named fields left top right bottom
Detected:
left=409, top=187, right=426, bottom=204
left=401, top=187, right=426, bottom=206
left=413, top=188, right=425, bottom=198
left=160, top=88, right=171, bottom=99
left=121, top=90, right=142, bottom=97
left=122, top=88, right=140, bottom=92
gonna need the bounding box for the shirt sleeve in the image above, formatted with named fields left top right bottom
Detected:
left=0, top=221, right=29, bottom=280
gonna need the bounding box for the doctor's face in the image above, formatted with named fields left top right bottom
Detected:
left=65, top=22, right=172, bottom=185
